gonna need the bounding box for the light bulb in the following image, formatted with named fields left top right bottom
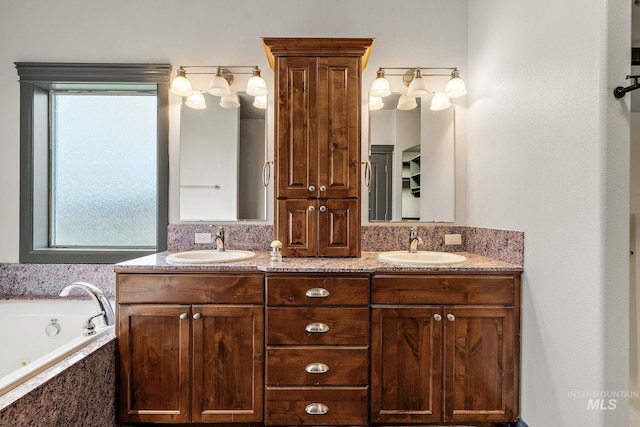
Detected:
left=253, top=94, right=267, bottom=109
left=220, top=92, right=240, bottom=109
left=406, top=68, right=429, bottom=98
left=208, top=68, right=231, bottom=97
left=369, top=95, right=384, bottom=111
left=445, top=69, right=467, bottom=98
left=185, top=91, right=206, bottom=109
left=430, top=92, right=452, bottom=111
left=397, top=93, right=417, bottom=111
left=246, top=68, right=268, bottom=96
left=370, top=68, right=391, bottom=97
left=169, top=68, right=192, bottom=97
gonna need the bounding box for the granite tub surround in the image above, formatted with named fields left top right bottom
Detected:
left=116, top=250, right=522, bottom=273
left=0, top=331, right=116, bottom=426
left=0, top=263, right=116, bottom=298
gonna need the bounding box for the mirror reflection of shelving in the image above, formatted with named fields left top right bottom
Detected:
left=402, top=146, right=420, bottom=220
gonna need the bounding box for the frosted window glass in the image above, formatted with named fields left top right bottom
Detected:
left=51, top=93, right=157, bottom=248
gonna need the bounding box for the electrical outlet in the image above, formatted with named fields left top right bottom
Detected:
left=444, top=233, right=462, bottom=245
left=195, top=233, right=212, bottom=244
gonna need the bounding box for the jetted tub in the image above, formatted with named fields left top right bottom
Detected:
left=0, top=299, right=114, bottom=397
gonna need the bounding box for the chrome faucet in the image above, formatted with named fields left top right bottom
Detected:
left=409, top=227, right=423, bottom=253
left=59, top=282, right=115, bottom=328
left=215, top=226, right=225, bottom=252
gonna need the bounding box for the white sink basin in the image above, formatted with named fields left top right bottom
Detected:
left=166, top=250, right=256, bottom=264
left=378, top=251, right=467, bottom=265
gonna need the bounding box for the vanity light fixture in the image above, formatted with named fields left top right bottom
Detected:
left=253, top=94, right=267, bottom=109
left=369, top=95, right=384, bottom=111
left=370, top=66, right=466, bottom=111
left=170, top=65, right=268, bottom=109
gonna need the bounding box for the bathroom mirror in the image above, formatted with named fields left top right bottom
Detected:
left=179, top=92, right=267, bottom=221
left=368, top=93, right=455, bottom=222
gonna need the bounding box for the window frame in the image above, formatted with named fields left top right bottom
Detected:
left=16, top=62, right=170, bottom=264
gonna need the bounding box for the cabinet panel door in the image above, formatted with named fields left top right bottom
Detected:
left=318, top=198, right=360, bottom=257
left=277, top=199, right=318, bottom=257
left=443, top=306, right=517, bottom=423
left=370, top=306, right=443, bottom=424
left=118, top=304, right=191, bottom=423
left=317, top=57, right=360, bottom=199
left=192, top=305, right=264, bottom=423
left=276, top=56, right=318, bottom=198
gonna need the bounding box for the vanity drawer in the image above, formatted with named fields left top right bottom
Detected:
left=266, top=274, right=369, bottom=306
left=267, top=307, right=369, bottom=345
left=117, top=273, right=264, bottom=304
left=371, top=274, right=518, bottom=305
left=266, top=347, right=368, bottom=386
left=265, top=386, right=368, bottom=426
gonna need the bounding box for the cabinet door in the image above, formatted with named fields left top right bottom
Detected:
left=277, top=199, right=318, bottom=257
left=370, top=306, right=443, bottom=424
left=276, top=56, right=318, bottom=199
left=118, top=304, right=191, bottom=423
left=317, top=57, right=361, bottom=199
left=192, top=305, right=264, bottom=423
left=443, top=306, right=517, bottom=423
left=318, top=198, right=360, bottom=257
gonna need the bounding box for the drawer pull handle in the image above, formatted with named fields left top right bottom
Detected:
left=305, top=402, right=329, bottom=415
left=305, top=287, right=330, bottom=298
left=305, top=362, right=330, bottom=374
left=305, top=322, right=330, bottom=333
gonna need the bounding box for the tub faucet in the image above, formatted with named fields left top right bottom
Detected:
left=59, top=282, right=115, bottom=327
left=409, top=227, right=423, bottom=253
left=215, top=226, right=225, bottom=252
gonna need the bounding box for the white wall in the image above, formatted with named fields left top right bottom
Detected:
left=0, top=0, right=468, bottom=262
left=468, top=0, right=630, bottom=426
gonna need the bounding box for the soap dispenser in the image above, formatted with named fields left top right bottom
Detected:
left=270, top=240, right=283, bottom=262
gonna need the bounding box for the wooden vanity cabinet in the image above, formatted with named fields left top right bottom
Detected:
left=116, top=272, right=264, bottom=424
left=265, top=274, right=370, bottom=425
left=263, top=38, right=374, bottom=257
left=370, top=273, right=520, bottom=425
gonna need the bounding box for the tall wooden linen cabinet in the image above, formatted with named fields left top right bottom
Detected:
left=262, top=38, right=374, bottom=257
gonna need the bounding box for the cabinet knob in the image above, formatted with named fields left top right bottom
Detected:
left=447, top=313, right=456, bottom=321
left=179, top=313, right=188, bottom=320
left=305, top=362, right=330, bottom=374
left=305, top=402, right=329, bottom=415
left=305, top=322, right=330, bottom=333
left=319, top=205, right=327, bottom=212
left=308, top=185, right=316, bottom=192
left=319, top=185, right=327, bottom=192
left=433, top=313, right=442, bottom=321
left=193, top=313, right=201, bottom=320
left=305, top=287, right=331, bottom=298
left=308, top=205, right=315, bottom=212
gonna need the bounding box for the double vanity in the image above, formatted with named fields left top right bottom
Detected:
left=119, top=37, right=523, bottom=426
left=114, top=249, right=522, bottom=426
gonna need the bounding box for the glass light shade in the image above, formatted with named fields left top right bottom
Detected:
left=406, top=75, right=429, bottom=98
left=185, top=91, right=206, bottom=109
left=397, top=94, right=417, bottom=111
left=370, top=77, right=391, bottom=97
left=169, top=75, right=193, bottom=97
left=430, top=92, right=452, bottom=111
left=208, top=70, right=231, bottom=97
left=445, top=76, right=467, bottom=98
left=369, top=95, right=384, bottom=111
left=220, top=93, right=240, bottom=109
left=253, top=94, right=267, bottom=109
left=246, top=75, right=268, bottom=96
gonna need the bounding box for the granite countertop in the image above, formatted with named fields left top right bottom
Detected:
left=115, top=251, right=522, bottom=273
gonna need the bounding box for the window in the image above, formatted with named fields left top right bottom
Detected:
left=16, top=63, right=170, bottom=263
